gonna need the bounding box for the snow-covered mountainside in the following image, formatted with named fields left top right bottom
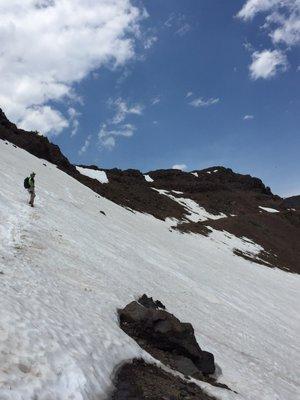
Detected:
left=1, top=108, right=299, bottom=272
left=1, top=137, right=300, bottom=399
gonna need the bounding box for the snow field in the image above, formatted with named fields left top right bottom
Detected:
left=0, top=139, right=299, bottom=400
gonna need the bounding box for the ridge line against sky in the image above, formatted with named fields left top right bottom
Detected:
left=0, top=0, right=299, bottom=196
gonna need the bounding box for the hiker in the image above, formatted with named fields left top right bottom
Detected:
left=24, top=172, right=36, bottom=207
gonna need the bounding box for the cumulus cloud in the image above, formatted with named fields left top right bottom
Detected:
left=79, top=135, right=92, bottom=155
left=189, top=97, right=220, bottom=108
left=238, top=0, right=300, bottom=46
left=238, top=0, right=300, bottom=78
left=172, top=164, right=187, bottom=171
left=238, top=0, right=281, bottom=20
left=0, top=0, right=143, bottom=135
left=99, top=123, right=136, bottom=149
left=249, top=49, right=288, bottom=79
left=243, top=114, right=254, bottom=120
left=19, top=106, right=68, bottom=135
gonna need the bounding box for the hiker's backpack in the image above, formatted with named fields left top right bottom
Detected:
left=24, top=177, right=30, bottom=189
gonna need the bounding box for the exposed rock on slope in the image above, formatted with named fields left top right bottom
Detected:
left=0, top=109, right=73, bottom=172
left=115, top=295, right=235, bottom=398
left=282, top=195, right=300, bottom=210
left=208, top=211, right=300, bottom=273
left=119, top=296, right=215, bottom=375
left=111, top=359, right=217, bottom=400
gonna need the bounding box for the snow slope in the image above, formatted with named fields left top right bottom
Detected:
left=76, top=166, right=108, bottom=184
left=0, top=139, right=299, bottom=400
left=153, top=188, right=226, bottom=222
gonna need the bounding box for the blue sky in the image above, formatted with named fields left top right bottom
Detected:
left=1, top=0, right=299, bottom=196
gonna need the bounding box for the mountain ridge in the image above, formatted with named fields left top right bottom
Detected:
left=1, top=108, right=299, bottom=272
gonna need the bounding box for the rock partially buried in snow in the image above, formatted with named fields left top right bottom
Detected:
left=118, top=296, right=215, bottom=375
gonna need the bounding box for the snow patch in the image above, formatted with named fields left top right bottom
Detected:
left=259, top=206, right=279, bottom=213
left=172, top=190, right=184, bottom=195
left=144, top=174, right=154, bottom=183
left=153, top=188, right=226, bottom=222
left=191, top=172, right=198, bottom=177
left=76, top=166, right=108, bottom=184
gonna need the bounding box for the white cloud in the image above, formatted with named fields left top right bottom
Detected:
left=172, top=164, right=187, bottom=171
left=238, top=0, right=300, bottom=78
left=68, top=107, right=80, bottom=137
left=237, top=0, right=281, bottom=20
left=176, top=23, right=191, bottom=36
left=243, top=40, right=255, bottom=52
left=249, top=49, right=288, bottom=79
left=19, top=106, right=68, bottom=135
left=99, top=96, right=143, bottom=149
left=78, top=134, right=92, bottom=156
left=99, top=123, right=136, bottom=149
left=0, top=0, right=144, bottom=135
left=189, top=97, right=220, bottom=108
left=243, top=114, right=254, bottom=120
left=237, top=0, right=300, bottom=37
left=164, top=12, right=191, bottom=36
left=109, top=98, right=143, bottom=124
left=143, top=36, right=158, bottom=49
left=151, top=96, right=161, bottom=105
left=186, top=92, right=193, bottom=98
left=101, top=136, right=116, bottom=150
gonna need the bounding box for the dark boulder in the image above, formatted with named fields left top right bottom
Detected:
left=119, top=299, right=215, bottom=375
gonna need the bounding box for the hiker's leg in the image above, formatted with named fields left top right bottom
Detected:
left=31, top=190, right=35, bottom=206
left=28, top=189, right=32, bottom=205
left=28, top=189, right=35, bottom=206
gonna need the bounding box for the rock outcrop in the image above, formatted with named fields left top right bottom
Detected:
left=119, top=296, right=215, bottom=376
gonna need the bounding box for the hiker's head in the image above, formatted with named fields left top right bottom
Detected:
left=30, top=172, right=36, bottom=178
